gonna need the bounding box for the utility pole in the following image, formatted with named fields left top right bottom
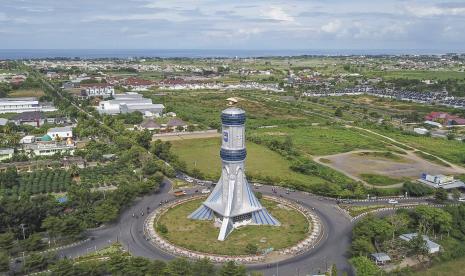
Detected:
left=20, top=224, right=26, bottom=240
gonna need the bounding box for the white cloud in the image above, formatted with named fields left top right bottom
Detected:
left=321, top=20, right=342, bottom=33
left=405, top=4, right=465, bottom=17
left=83, top=12, right=186, bottom=22
left=261, top=6, right=294, bottom=22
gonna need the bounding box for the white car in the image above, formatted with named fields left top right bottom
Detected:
left=185, top=177, right=194, bottom=183
left=201, top=189, right=211, bottom=194
left=458, top=197, right=465, bottom=202
left=388, top=199, right=399, bottom=204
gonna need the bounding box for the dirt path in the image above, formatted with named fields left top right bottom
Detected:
left=153, top=131, right=220, bottom=141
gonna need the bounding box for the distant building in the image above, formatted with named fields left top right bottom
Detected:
left=20, top=135, right=36, bottom=144
left=80, top=84, right=114, bottom=98
left=0, top=118, right=8, bottom=126
left=24, top=143, right=75, bottom=157
left=96, top=92, right=164, bottom=116
left=166, top=118, right=188, bottom=132
left=47, top=126, right=73, bottom=141
left=399, top=233, right=440, bottom=254
left=139, top=119, right=162, bottom=131
left=123, top=77, right=155, bottom=91
left=10, top=111, right=66, bottom=127
left=370, top=253, right=391, bottom=265
left=0, top=148, right=14, bottom=161
left=424, top=112, right=465, bottom=126
left=414, top=128, right=429, bottom=135
left=0, top=97, right=56, bottom=114
left=419, top=173, right=465, bottom=189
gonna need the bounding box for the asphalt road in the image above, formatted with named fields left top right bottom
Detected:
left=53, top=180, right=355, bottom=276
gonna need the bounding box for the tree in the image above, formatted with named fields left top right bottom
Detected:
left=452, top=189, right=461, bottom=201
left=331, top=264, right=338, bottom=276
left=408, top=234, right=429, bottom=262
left=334, top=108, right=343, bottom=117
left=157, top=224, right=168, bottom=235
left=94, top=202, right=119, bottom=223
left=21, top=233, right=45, bottom=252
left=166, top=258, right=193, bottom=276
left=350, top=256, right=382, bottom=276
left=0, top=232, right=15, bottom=252
left=42, top=216, right=64, bottom=244
left=389, top=213, right=410, bottom=242
left=218, top=261, right=247, bottom=276
left=351, top=238, right=375, bottom=257
left=137, top=130, right=153, bottom=149
left=148, top=259, right=167, bottom=276
left=192, top=258, right=215, bottom=276
left=434, top=188, right=448, bottom=203
left=0, top=251, right=9, bottom=272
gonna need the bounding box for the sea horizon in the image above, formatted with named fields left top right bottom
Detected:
left=0, top=48, right=463, bottom=60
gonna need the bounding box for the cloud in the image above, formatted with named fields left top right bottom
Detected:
left=405, top=3, right=465, bottom=17
left=321, top=20, right=342, bottom=33
left=261, top=6, right=294, bottom=22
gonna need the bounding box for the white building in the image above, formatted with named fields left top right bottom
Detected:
left=81, top=84, right=114, bottom=98
left=47, top=126, right=73, bottom=140
left=399, top=233, right=440, bottom=254
left=0, top=148, right=14, bottom=161
left=96, top=92, right=164, bottom=116
left=24, top=143, right=75, bottom=157
left=20, top=135, right=36, bottom=144
left=0, top=97, right=56, bottom=114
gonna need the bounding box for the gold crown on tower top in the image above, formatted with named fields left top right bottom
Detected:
left=226, top=97, right=238, bottom=106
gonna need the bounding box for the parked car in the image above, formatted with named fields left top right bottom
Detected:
left=201, top=189, right=211, bottom=194
left=388, top=199, right=399, bottom=204
left=458, top=197, right=465, bottom=202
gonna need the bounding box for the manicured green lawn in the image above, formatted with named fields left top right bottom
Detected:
left=171, top=138, right=327, bottom=187
left=360, top=174, right=404, bottom=186
left=155, top=198, right=309, bottom=255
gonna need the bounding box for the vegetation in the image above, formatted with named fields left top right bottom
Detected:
left=155, top=198, right=309, bottom=255
left=360, top=174, right=405, bottom=186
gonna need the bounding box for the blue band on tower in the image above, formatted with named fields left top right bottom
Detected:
left=221, top=112, right=246, bottom=126
left=220, top=148, right=247, bottom=161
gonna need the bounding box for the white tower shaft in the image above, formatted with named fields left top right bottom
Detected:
left=189, top=106, right=280, bottom=241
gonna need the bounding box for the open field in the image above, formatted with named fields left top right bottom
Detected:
left=412, top=256, right=465, bottom=276
left=8, top=88, right=45, bottom=97
left=252, top=126, right=388, bottom=156
left=155, top=198, right=309, bottom=255
left=317, top=150, right=460, bottom=185
left=364, top=70, right=465, bottom=80
left=171, top=137, right=327, bottom=187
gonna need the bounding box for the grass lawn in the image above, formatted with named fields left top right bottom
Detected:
left=171, top=137, right=327, bottom=188
left=155, top=198, right=309, bottom=255
left=8, top=88, right=45, bottom=97
left=360, top=174, right=404, bottom=186
left=253, top=126, right=388, bottom=156
left=340, top=205, right=385, bottom=217
left=413, top=256, right=465, bottom=276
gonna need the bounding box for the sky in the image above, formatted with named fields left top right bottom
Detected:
left=1, top=0, right=465, bottom=51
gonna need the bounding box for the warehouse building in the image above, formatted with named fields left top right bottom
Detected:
left=96, top=92, right=164, bottom=116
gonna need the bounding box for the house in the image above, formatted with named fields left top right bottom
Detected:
left=20, top=135, right=36, bottom=144
left=0, top=118, right=8, bottom=126
left=96, top=92, right=164, bottom=116
left=424, top=112, right=465, bottom=126
left=370, top=253, right=391, bottom=265
left=11, top=111, right=46, bottom=127
left=47, top=126, right=73, bottom=141
left=0, top=148, right=14, bottom=161
left=139, top=119, right=162, bottom=131
left=80, top=83, right=114, bottom=98
left=123, top=77, right=155, bottom=91
left=24, top=143, right=75, bottom=157
left=399, top=233, right=441, bottom=254
left=414, top=128, right=429, bottom=135
left=0, top=97, right=56, bottom=114
left=166, top=118, right=188, bottom=132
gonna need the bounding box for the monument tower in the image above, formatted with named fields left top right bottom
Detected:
left=189, top=98, right=280, bottom=241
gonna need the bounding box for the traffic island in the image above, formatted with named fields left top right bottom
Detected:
left=144, top=195, right=323, bottom=264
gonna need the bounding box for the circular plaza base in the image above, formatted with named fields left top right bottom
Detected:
left=144, top=195, right=323, bottom=263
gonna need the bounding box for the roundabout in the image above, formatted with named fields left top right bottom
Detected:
left=144, top=194, right=323, bottom=264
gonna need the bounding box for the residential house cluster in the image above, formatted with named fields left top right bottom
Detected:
left=424, top=112, right=465, bottom=126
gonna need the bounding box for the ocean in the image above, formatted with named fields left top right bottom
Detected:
left=0, top=49, right=450, bottom=60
